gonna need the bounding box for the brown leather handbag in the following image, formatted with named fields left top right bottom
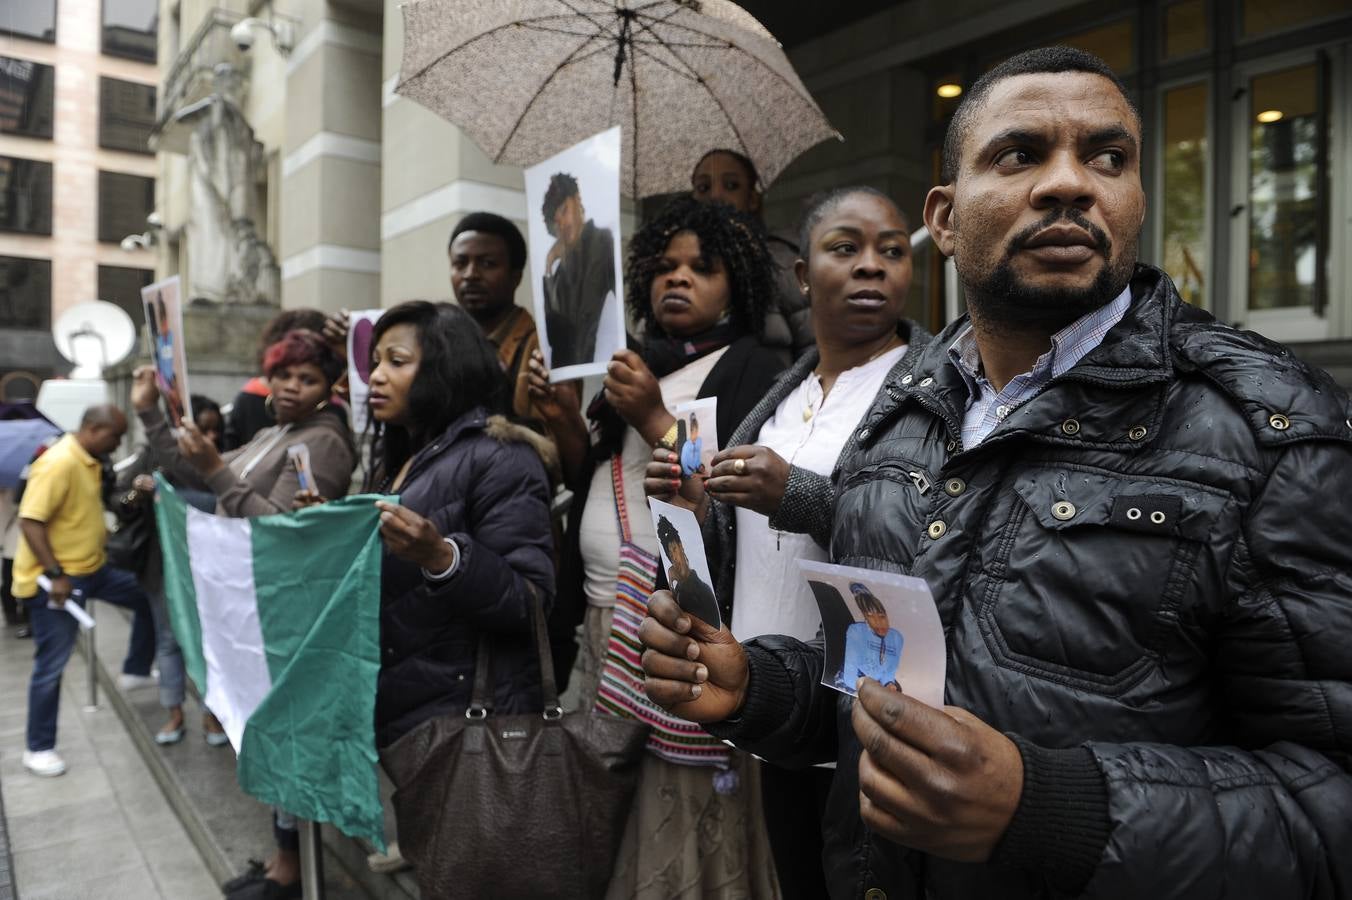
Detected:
left=380, top=585, right=648, bottom=900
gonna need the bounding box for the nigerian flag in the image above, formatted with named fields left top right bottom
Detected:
left=153, top=476, right=387, bottom=849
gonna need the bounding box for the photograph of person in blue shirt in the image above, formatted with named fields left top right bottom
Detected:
left=836, top=582, right=902, bottom=691
left=679, top=413, right=705, bottom=477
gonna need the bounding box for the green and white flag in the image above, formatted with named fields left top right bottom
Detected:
left=153, top=476, right=387, bottom=849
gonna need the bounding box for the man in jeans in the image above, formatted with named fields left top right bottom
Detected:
left=12, top=404, right=156, bottom=777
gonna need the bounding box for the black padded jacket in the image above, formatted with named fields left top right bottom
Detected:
left=709, top=265, right=1352, bottom=900
left=375, top=411, right=556, bottom=748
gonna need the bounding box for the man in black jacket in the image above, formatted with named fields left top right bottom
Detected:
left=540, top=172, right=616, bottom=368
left=639, top=46, right=1352, bottom=900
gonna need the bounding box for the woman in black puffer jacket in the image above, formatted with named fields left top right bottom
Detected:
left=357, top=301, right=556, bottom=745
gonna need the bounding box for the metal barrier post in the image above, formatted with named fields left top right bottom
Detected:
left=82, top=600, right=98, bottom=711
left=299, top=819, right=326, bottom=900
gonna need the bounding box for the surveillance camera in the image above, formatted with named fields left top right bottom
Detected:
left=230, top=21, right=255, bottom=52
left=120, top=235, right=141, bottom=252
left=146, top=211, right=163, bottom=229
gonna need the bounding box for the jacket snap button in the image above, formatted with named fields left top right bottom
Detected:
left=864, top=890, right=887, bottom=900
left=1051, top=501, right=1076, bottom=521
left=1126, top=507, right=1142, bottom=520
left=927, top=520, right=947, bottom=539
left=944, top=478, right=966, bottom=496
left=858, top=427, right=871, bottom=440
left=1128, top=425, right=1149, bottom=441
left=919, top=377, right=934, bottom=387
left=1061, top=418, right=1081, bottom=435
left=901, top=374, right=913, bottom=385
left=1268, top=413, right=1290, bottom=431
left=1150, top=511, right=1167, bottom=524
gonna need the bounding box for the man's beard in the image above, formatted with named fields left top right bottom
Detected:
left=959, top=208, right=1136, bottom=333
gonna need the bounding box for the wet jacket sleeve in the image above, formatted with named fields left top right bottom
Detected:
left=994, top=440, right=1352, bottom=899
left=422, top=439, right=555, bottom=634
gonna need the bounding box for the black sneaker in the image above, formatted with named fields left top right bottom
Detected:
left=221, top=859, right=266, bottom=894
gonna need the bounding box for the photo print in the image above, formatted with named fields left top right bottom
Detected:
left=797, top=559, right=945, bottom=708
left=140, top=275, right=192, bottom=426
left=345, top=309, right=383, bottom=436
left=524, top=126, right=626, bottom=382
left=671, top=397, right=718, bottom=480
left=648, top=497, right=720, bottom=629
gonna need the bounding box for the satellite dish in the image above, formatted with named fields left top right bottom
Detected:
left=53, top=301, right=137, bottom=378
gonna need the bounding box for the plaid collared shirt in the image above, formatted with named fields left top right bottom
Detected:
left=947, top=287, right=1133, bottom=448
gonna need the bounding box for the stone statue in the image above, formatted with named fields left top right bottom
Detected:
left=182, top=64, right=279, bottom=306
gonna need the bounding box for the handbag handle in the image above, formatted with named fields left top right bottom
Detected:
left=466, top=579, right=561, bottom=720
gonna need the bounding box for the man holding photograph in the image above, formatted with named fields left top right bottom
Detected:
left=638, top=46, right=1352, bottom=900
left=540, top=172, right=615, bottom=368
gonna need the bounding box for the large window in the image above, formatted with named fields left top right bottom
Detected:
left=1245, top=63, right=1324, bottom=312
left=1, top=1, right=57, bottom=43
left=1243, top=0, right=1348, bottom=38
left=0, top=157, right=53, bottom=235
left=100, top=78, right=156, bottom=154
left=1160, top=83, right=1210, bottom=308
left=103, top=0, right=158, bottom=62
left=98, top=170, right=155, bottom=244
left=1163, top=0, right=1208, bottom=60
left=0, top=57, right=55, bottom=139
left=0, top=256, right=52, bottom=330
left=98, top=265, right=154, bottom=329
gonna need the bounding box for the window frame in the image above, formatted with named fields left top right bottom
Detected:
left=97, top=169, right=156, bottom=244
left=0, top=56, right=56, bottom=140
left=0, top=255, right=53, bottom=331
left=0, top=156, right=55, bottom=236
left=0, top=0, right=58, bottom=45
left=1227, top=44, right=1348, bottom=341
left=1154, top=74, right=1215, bottom=311
left=100, top=0, right=158, bottom=63
left=98, top=76, right=157, bottom=155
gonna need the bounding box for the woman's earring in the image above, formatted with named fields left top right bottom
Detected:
left=800, top=284, right=810, bottom=295
left=264, top=394, right=275, bottom=416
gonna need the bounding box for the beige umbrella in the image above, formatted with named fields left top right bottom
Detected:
left=395, top=0, right=839, bottom=198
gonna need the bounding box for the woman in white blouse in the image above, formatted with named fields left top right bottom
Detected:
left=644, top=185, right=930, bottom=900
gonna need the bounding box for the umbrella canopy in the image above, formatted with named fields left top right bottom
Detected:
left=395, top=0, right=840, bottom=198
left=0, top=418, right=62, bottom=489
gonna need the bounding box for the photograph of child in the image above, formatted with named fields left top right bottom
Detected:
left=649, top=498, right=720, bottom=628
left=524, top=127, right=626, bottom=382
left=798, top=559, right=945, bottom=708
left=839, top=582, right=903, bottom=689
left=671, top=397, right=718, bottom=480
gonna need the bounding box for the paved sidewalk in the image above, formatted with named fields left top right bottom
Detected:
left=0, top=623, right=218, bottom=899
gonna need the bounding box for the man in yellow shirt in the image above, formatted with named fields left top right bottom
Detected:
left=14, top=404, right=156, bottom=777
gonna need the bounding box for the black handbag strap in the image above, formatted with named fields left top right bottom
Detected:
left=465, top=580, right=560, bottom=720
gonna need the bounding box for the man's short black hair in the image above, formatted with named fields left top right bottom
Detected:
left=656, top=515, right=680, bottom=553
left=940, top=46, right=1140, bottom=184
left=541, top=172, right=580, bottom=237
left=449, top=212, right=527, bottom=271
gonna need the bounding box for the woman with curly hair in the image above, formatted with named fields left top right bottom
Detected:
left=529, top=195, right=785, bottom=898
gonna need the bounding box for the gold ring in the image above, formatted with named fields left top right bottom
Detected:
left=734, top=459, right=746, bottom=475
